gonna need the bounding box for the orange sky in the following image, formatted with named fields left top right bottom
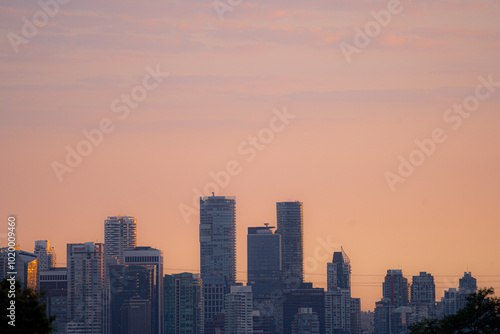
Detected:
left=1, top=0, right=500, bottom=311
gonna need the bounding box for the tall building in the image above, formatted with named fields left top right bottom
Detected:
left=283, top=283, right=325, bottom=334
left=34, top=240, right=57, bottom=271
left=108, top=264, right=155, bottom=334
left=327, top=248, right=351, bottom=291
left=225, top=285, right=253, bottom=334
left=124, top=246, right=164, bottom=334
left=326, top=248, right=360, bottom=334
left=410, top=272, right=436, bottom=322
left=459, top=272, right=477, bottom=309
left=200, top=195, right=236, bottom=285
left=247, top=224, right=281, bottom=298
left=292, top=308, right=320, bottom=334
left=39, top=267, right=67, bottom=334
left=164, top=273, right=204, bottom=334
left=441, top=288, right=461, bottom=317
left=104, top=216, right=137, bottom=264
left=382, top=269, right=409, bottom=308
left=374, top=269, right=411, bottom=334
left=276, top=201, right=304, bottom=288
left=67, top=242, right=105, bottom=334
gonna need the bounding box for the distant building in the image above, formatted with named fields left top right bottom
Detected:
left=0, top=248, right=39, bottom=290
left=276, top=201, right=304, bottom=288
left=104, top=216, right=137, bottom=264
left=39, top=267, right=67, bottom=334
left=108, top=264, right=154, bottom=334
left=292, top=308, right=320, bottom=334
left=374, top=269, right=411, bottom=334
left=164, top=273, right=204, bottom=334
left=247, top=224, right=281, bottom=298
left=325, top=247, right=360, bottom=334
left=283, top=283, right=325, bottom=334
left=459, top=272, right=477, bottom=308
left=225, top=285, right=253, bottom=334
left=441, top=288, right=461, bottom=317
left=67, top=242, right=105, bottom=334
left=34, top=240, right=57, bottom=271
left=124, top=246, right=163, bottom=334
left=410, top=272, right=436, bottom=322
left=199, top=195, right=237, bottom=286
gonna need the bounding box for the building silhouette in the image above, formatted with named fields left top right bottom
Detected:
left=247, top=224, right=281, bottom=299
left=104, top=216, right=137, bottom=264
left=410, top=272, right=436, bottom=322
left=276, top=201, right=304, bottom=288
left=200, top=195, right=236, bottom=286
left=283, top=283, right=325, bottom=334
left=164, top=273, right=204, bottom=334
left=39, top=267, right=67, bottom=334
left=67, top=242, right=105, bottom=334
left=123, top=246, right=163, bottom=334
left=374, top=269, right=411, bottom=334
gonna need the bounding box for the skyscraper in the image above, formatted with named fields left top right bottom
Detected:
left=108, top=264, right=155, bottom=334
left=199, top=195, right=236, bottom=285
left=374, top=269, right=411, bottom=334
left=325, top=248, right=353, bottom=334
left=276, top=201, right=304, bottom=288
left=39, top=267, right=67, bottom=334
left=34, top=240, right=57, bottom=271
left=410, top=272, right=436, bottom=321
left=104, top=216, right=137, bottom=264
left=67, top=242, right=105, bottom=334
left=224, top=285, right=253, bottom=334
left=247, top=224, right=281, bottom=298
left=124, top=246, right=164, bottom=334
left=164, top=273, right=204, bottom=334
left=382, top=269, right=409, bottom=308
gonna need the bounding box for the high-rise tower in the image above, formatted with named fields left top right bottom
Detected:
left=276, top=201, right=303, bottom=288
left=67, top=242, right=105, bottom=334
left=247, top=224, right=281, bottom=298
left=104, top=216, right=137, bottom=264
left=199, top=195, right=236, bottom=285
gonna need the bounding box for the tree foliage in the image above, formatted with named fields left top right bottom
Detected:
left=0, top=278, right=54, bottom=334
left=409, top=288, right=500, bottom=334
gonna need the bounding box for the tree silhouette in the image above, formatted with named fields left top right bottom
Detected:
left=409, top=288, right=500, bottom=334
left=0, top=278, right=54, bottom=334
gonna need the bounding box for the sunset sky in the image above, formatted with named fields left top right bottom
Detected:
left=1, top=0, right=500, bottom=311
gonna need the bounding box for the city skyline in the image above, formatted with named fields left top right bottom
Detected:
left=4, top=202, right=498, bottom=313
left=2, top=0, right=500, bottom=315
